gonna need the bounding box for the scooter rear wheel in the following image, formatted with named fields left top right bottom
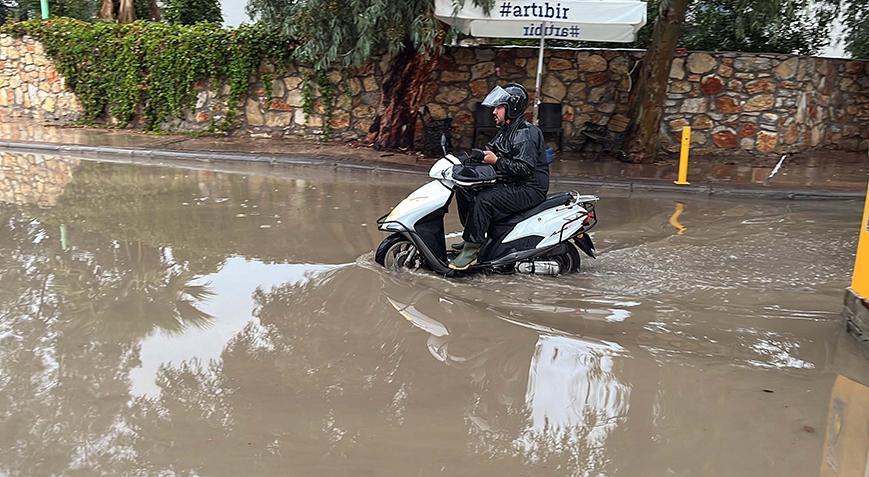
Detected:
left=375, top=233, right=421, bottom=270
left=552, top=243, right=582, bottom=274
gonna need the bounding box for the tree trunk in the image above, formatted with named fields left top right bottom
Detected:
left=148, top=0, right=160, bottom=21
left=117, top=0, right=135, bottom=23
left=367, top=42, right=439, bottom=151
left=623, top=0, right=689, bottom=163
left=98, top=0, right=113, bottom=20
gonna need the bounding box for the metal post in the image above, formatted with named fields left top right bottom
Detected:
left=674, top=126, right=691, bottom=185
left=533, top=22, right=546, bottom=125
left=40, top=0, right=49, bottom=19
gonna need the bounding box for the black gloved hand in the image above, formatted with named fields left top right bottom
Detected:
left=457, top=149, right=485, bottom=164
left=468, top=148, right=485, bottom=163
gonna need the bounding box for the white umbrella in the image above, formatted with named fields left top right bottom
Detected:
left=434, top=0, right=647, bottom=122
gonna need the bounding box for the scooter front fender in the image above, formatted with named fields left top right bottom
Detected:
left=381, top=180, right=453, bottom=232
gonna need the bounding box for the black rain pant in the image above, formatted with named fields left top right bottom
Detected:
left=455, top=184, right=546, bottom=244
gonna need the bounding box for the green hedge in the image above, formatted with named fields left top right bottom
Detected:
left=1, top=18, right=295, bottom=131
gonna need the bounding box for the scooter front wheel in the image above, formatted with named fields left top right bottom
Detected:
left=375, top=233, right=422, bottom=270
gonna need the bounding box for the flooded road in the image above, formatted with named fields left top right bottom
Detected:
left=0, top=152, right=866, bottom=477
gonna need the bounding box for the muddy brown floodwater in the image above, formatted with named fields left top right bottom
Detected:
left=0, top=153, right=866, bottom=477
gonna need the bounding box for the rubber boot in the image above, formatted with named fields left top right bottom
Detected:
left=451, top=241, right=466, bottom=251
left=449, top=242, right=481, bottom=270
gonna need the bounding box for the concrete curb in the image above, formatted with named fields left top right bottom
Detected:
left=0, top=140, right=864, bottom=200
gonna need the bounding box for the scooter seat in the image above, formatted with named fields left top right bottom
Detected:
left=498, top=192, right=574, bottom=225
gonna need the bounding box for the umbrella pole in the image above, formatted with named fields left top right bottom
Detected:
left=533, top=22, right=546, bottom=125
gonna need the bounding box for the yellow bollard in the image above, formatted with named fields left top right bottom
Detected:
left=674, top=126, right=691, bottom=185
left=851, top=181, right=869, bottom=298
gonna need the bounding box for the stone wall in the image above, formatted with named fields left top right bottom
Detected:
left=660, top=52, right=868, bottom=154
left=175, top=60, right=388, bottom=141
left=0, top=35, right=81, bottom=122
left=427, top=47, right=641, bottom=150
left=2, top=33, right=867, bottom=156
left=428, top=47, right=869, bottom=155
left=0, top=33, right=390, bottom=139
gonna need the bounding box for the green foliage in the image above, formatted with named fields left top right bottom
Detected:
left=298, top=70, right=335, bottom=135
left=163, top=0, right=221, bottom=25
left=220, top=23, right=294, bottom=129
left=300, top=71, right=315, bottom=115
left=1, top=18, right=294, bottom=131
left=0, top=0, right=15, bottom=21
left=496, top=0, right=837, bottom=55
left=248, top=0, right=442, bottom=71
left=0, top=0, right=163, bottom=23
left=6, top=0, right=95, bottom=20
left=133, top=0, right=150, bottom=21
left=679, top=0, right=838, bottom=55
left=316, top=73, right=335, bottom=136
left=245, top=0, right=495, bottom=137
left=841, top=0, right=868, bottom=58
left=463, top=0, right=844, bottom=57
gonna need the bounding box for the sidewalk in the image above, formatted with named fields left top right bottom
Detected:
left=0, top=120, right=866, bottom=199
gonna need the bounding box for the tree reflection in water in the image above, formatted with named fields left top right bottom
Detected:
left=51, top=240, right=215, bottom=338
left=114, top=267, right=635, bottom=476
left=514, top=335, right=630, bottom=470
left=382, top=276, right=633, bottom=472
left=0, top=205, right=633, bottom=475
left=0, top=208, right=216, bottom=476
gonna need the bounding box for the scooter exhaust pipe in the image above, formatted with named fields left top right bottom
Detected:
left=515, top=260, right=561, bottom=276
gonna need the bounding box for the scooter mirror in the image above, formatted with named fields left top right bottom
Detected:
left=440, top=134, right=448, bottom=156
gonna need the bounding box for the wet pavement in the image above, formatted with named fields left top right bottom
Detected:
left=1, top=151, right=868, bottom=476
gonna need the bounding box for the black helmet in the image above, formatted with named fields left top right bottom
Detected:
left=481, top=83, right=529, bottom=120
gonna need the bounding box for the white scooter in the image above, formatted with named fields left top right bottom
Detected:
left=375, top=140, right=599, bottom=276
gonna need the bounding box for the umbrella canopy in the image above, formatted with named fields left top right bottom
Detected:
left=434, top=0, right=647, bottom=122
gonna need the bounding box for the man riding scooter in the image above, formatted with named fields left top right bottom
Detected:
left=450, top=83, right=551, bottom=270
